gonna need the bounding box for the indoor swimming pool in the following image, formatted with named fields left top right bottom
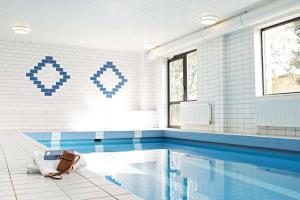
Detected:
left=25, top=133, right=300, bottom=200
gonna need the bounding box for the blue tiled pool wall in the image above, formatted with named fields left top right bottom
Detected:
left=164, top=139, right=300, bottom=173
left=24, top=130, right=300, bottom=152
left=24, top=130, right=163, bottom=141
left=164, top=130, right=300, bottom=152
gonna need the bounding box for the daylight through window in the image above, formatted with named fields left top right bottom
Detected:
left=262, top=17, right=300, bottom=95
left=168, top=50, right=197, bottom=127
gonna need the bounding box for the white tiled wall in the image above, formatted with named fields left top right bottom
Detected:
left=139, top=53, right=155, bottom=111
left=188, top=37, right=225, bottom=132
left=0, top=39, right=157, bottom=131
left=2, top=29, right=299, bottom=137
left=154, top=58, right=168, bottom=128
left=224, top=28, right=256, bottom=134
left=190, top=27, right=300, bottom=137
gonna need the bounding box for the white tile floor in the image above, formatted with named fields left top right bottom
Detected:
left=0, top=132, right=143, bottom=200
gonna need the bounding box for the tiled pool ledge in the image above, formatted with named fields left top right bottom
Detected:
left=23, top=130, right=164, bottom=141
left=24, top=129, right=300, bottom=152
left=164, top=129, right=300, bottom=152
left=2, top=132, right=144, bottom=200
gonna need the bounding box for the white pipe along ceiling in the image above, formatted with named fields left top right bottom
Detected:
left=148, top=0, right=300, bottom=60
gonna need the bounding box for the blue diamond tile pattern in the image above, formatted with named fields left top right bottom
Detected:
left=26, top=56, right=70, bottom=96
left=90, top=61, right=128, bottom=98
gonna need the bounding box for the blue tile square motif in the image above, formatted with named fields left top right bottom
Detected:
left=26, top=56, right=70, bottom=96
left=90, top=61, right=128, bottom=98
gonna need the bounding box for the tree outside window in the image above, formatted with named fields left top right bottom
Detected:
left=262, top=17, right=300, bottom=95
left=168, top=50, right=198, bottom=127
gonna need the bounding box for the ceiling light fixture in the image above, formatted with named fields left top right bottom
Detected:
left=11, top=25, right=31, bottom=34
left=143, top=43, right=155, bottom=50
left=200, top=15, right=218, bottom=25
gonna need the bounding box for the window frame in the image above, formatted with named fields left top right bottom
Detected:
left=261, top=16, right=300, bottom=96
left=167, top=49, right=197, bottom=128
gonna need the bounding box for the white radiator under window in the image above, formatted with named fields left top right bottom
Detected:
left=180, top=102, right=211, bottom=125
left=256, top=98, right=300, bottom=127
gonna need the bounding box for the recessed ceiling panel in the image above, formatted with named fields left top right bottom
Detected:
left=0, top=0, right=267, bottom=51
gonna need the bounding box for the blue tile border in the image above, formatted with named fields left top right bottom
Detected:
left=26, top=56, right=70, bottom=96
left=90, top=61, right=128, bottom=98
left=60, top=132, right=96, bottom=140
left=23, top=132, right=52, bottom=141
left=23, top=130, right=300, bottom=152
left=163, top=130, right=300, bottom=152
left=104, top=131, right=134, bottom=139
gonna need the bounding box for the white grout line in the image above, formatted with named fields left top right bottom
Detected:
left=0, top=145, right=18, bottom=200
left=76, top=172, right=118, bottom=200
left=9, top=132, right=140, bottom=200
left=12, top=133, right=73, bottom=199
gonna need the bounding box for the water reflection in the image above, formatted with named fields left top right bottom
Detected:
left=41, top=138, right=300, bottom=200
left=82, top=148, right=300, bottom=200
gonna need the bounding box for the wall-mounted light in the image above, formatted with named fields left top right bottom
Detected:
left=11, top=25, right=31, bottom=34
left=199, top=15, right=218, bottom=25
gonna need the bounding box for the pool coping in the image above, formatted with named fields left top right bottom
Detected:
left=17, top=132, right=143, bottom=200
left=164, top=129, right=300, bottom=152
left=23, top=129, right=300, bottom=152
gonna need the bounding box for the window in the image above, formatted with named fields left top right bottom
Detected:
left=261, top=17, right=300, bottom=95
left=168, top=50, right=197, bottom=127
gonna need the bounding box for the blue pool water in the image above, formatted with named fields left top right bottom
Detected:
left=26, top=135, right=300, bottom=200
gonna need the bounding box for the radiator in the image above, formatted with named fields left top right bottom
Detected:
left=180, top=102, right=211, bottom=125
left=256, top=98, right=300, bottom=127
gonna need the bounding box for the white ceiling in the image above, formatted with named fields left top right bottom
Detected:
left=0, top=0, right=267, bottom=51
